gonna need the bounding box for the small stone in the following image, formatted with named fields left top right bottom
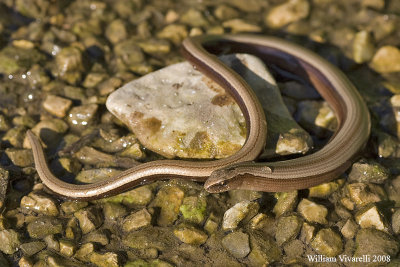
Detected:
left=103, top=202, right=127, bottom=221
left=151, top=185, right=184, bottom=226
left=5, top=148, right=33, bottom=167
left=20, top=241, right=46, bottom=256
left=60, top=201, right=88, bottom=214
left=0, top=114, right=10, bottom=132
left=99, top=185, right=153, bottom=207
left=222, top=19, right=262, bottom=33
left=44, top=235, right=59, bottom=251
left=90, top=252, right=119, bottom=267
left=346, top=183, right=386, bottom=206
left=105, top=19, right=127, bottom=44
left=179, top=195, right=207, bottom=224
left=311, top=228, right=343, bottom=257
left=27, top=217, right=63, bottom=238
left=297, top=199, right=328, bottom=224
left=137, top=39, right=171, bottom=55
left=273, top=191, right=298, bottom=217
left=74, top=146, right=136, bottom=168
left=214, top=5, right=239, bottom=20
left=18, top=256, right=32, bottom=267
left=75, top=243, right=94, bottom=262
left=300, top=222, right=315, bottom=244
left=248, top=232, right=282, bottom=265
left=308, top=180, right=343, bottom=198
left=122, top=209, right=152, bottom=232
left=362, top=0, right=385, bottom=10
left=0, top=229, right=20, bottom=254
left=352, top=30, right=375, bottom=64
left=122, top=227, right=179, bottom=250
left=75, top=168, right=121, bottom=184
left=354, top=229, right=399, bottom=258
left=348, top=159, right=389, bottom=184
left=12, top=115, right=36, bottom=128
left=180, top=9, right=208, bottom=27
left=265, top=0, right=310, bottom=29
left=59, top=239, right=75, bottom=257
left=67, top=104, right=98, bottom=132
left=20, top=192, right=59, bottom=216
left=222, top=201, right=259, bottom=230
left=228, top=190, right=263, bottom=205
left=173, top=224, right=208, bottom=245
left=54, top=46, right=84, bottom=84
left=275, top=215, right=303, bottom=245
left=24, top=119, right=69, bottom=149
left=157, top=24, right=188, bottom=45
left=204, top=213, right=219, bottom=234
left=0, top=168, right=9, bottom=209
left=81, top=229, right=109, bottom=246
left=74, top=207, right=103, bottom=234
left=249, top=213, right=275, bottom=236
left=296, top=100, right=337, bottom=138
left=118, top=143, right=145, bottom=160
left=42, top=95, right=72, bottom=118
left=341, top=219, right=358, bottom=239
left=355, top=203, right=388, bottom=232
left=370, top=46, right=400, bottom=73
left=98, top=77, right=122, bottom=96
left=2, top=126, right=25, bottom=148
left=392, top=209, right=400, bottom=234
left=221, top=231, right=250, bottom=258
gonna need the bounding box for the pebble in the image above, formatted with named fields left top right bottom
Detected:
left=105, top=19, right=127, bottom=44
left=392, top=208, right=400, bottom=234
left=75, top=242, right=94, bottom=262
left=248, top=232, right=282, bottom=265
left=354, top=229, right=399, bottom=258
left=222, top=200, right=259, bottom=230
left=180, top=9, right=208, bottom=27
left=300, top=222, right=315, bottom=244
left=67, top=104, right=98, bottom=132
left=81, top=229, right=109, bottom=246
left=341, top=219, right=358, bottom=239
left=89, top=252, right=119, bottom=267
left=348, top=159, right=389, bottom=184
left=346, top=183, right=386, bottom=206
left=151, top=185, right=184, bottom=226
left=273, top=191, right=298, bottom=217
left=0, top=114, right=10, bottom=132
left=60, top=201, right=88, bottom=214
left=370, top=46, right=400, bottom=73
left=74, top=207, right=103, bottom=234
left=296, top=100, right=337, bottom=137
left=99, top=185, right=153, bottom=207
left=20, top=192, right=59, bottom=216
left=5, top=148, right=33, bottom=167
left=0, top=229, right=20, bottom=254
left=60, top=239, right=76, bottom=257
left=179, top=195, right=207, bottom=224
left=308, top=180, right=343, bottom=198
left=173, top=224, right=208, bottom=245
left=311, top=228, right=343, bottom=257
left=352, top=30, right=375, bottom=64
left=221, top=231, right=250, bottom=258
left=54, top=46, right=84, bottom=84
left=102, top=202, right=127, bottom=221
left=222, top=19, right=262, bottom=33
left=122, top=209, right=152, bottom=232
left=75, top=168, right=121, bottom=184
left=355, top=203, right=388, bottom=232
left=24, top=119, right=69, bottom=149
left=275, top=215, right=303, bottom=245
left=214, top=5, right=239, bottom=20
left=157, top=24, right=188, bottom=46
left=265, top=0, right=310, bottom=29
left=0, top=168, right=9, bottom=209
left=297, top=199, right=328, bottom=224
left=42, top=95, right=72, bottom=118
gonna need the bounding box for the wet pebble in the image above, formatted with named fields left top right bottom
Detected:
left=151, top=185, right=184, bottom=226
left=222, top=201, right=259, bottom=230
left=297, top=199, right=328, bottom=224
left=273, top=191, right=298, bottom=217
left=355, top=203, right=388, bottom=232
left=27, top=216, right=63, bottom=238
left=308, top=179, right=343, bottom=198
left=341, top=218, right=358, bottom=239
left=391, top=208, right=400, bottom=234
left=354, top=228, right=399, bottom=259
left=275, top=215, right=302, bottom=246
left=221, top=231, right=250, bottom=258
left=60, top=201, right=88, bottom=214
left=54, top=46, right=84, bottom=84
left=20, top=241, right=46, bottom=257
left=352, top=30, right=375, bottom=64
left=179, top=195, right=206, bottom=224
left=105, top=19, right=127, bottom=45
left=102, top=202, right=127, bottom=221
left=0, top=114, right=10, bottom=132
left=122, top=208, right=152, bottom=232
left=42, top=95, right=72, bottom=118
left=248, top=232, right=282, bottom=265
left=173, top=224, right=208, bottom=245
left=370, top=46, right=400, bottom=73
left=89, top=252, right=119, bottom=267
left=311, top=228, right=343, bottom=257
left=265, top=0, right=310, bottom=29
left=5, top=148, right=33, bottom=167
left=345, top=183, right=386, bottom=207
left=67, top=104, right=98, bottom=132
left=20, top=192, right=59, bottom=216
left=74, top=206, right=103, bottom=234
left=0, top=229, right=20, bottom=254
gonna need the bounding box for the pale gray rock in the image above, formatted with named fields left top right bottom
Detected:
left=107, top=54, right=312, bottom=159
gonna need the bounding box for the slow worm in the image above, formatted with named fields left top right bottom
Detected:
left=27, top=34, right=370, bottom=200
